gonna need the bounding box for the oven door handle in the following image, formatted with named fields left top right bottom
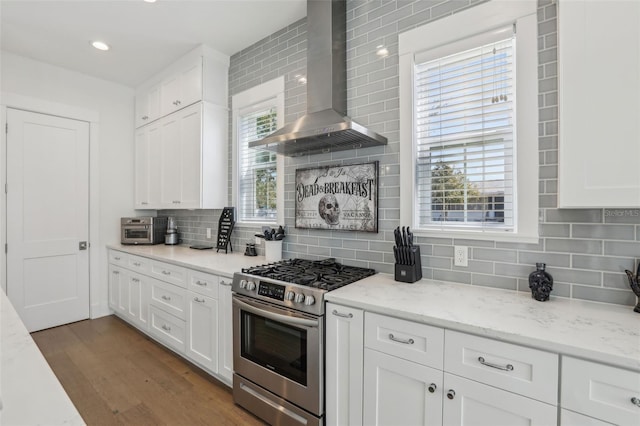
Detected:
left=233, top=297, right=319, bottom=328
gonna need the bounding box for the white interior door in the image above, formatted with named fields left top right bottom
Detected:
left=6, top=108, right=90, bottom=332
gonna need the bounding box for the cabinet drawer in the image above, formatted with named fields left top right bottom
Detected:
left=364, top=312, right=444, bottom=369
left=561, top=409, right=613, bottom=426
left=109, top=250, right=128, bottom=266
left=151, top=260, right=186, bottom=287
left=149, top=305, right=186, bottom=353
left=127, top=254, right=151, bottom=274
left=187, top=270, right=219, bottom=299
left=561, top=356, right=640, bottom=425
left=149, top=278, right=187, bottom=320
left=444, top=330, right=558, bottom=405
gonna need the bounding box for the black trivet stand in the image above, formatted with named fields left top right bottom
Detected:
left=216, top=207, right=235, bottom=253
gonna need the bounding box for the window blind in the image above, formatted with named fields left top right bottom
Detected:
left=238, top=105, right=278, bottom=222
left=414, top=34, right=515, bottom=230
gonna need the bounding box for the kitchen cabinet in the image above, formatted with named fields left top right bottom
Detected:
left=134, top=45, right=229, bottom=128
left=325, top=303, right=364, bottom=426
left=561, top=356, right=640, bottom=425
left=160, top=57, right=202, bottom=117
left=135, top=83, right=161, bottom=128
left=217, top=277, right=233, bottom=385
left=328, top=305, right=559, bottom=426
left=134, top=122, right=161, bottom=209
left=107, top=249, right=234, bottom=386
left=186, top=291, right=218, bottom=373
left=558, top=0, right=640, bottom=207
left=136, top=101, right=228, bottom=209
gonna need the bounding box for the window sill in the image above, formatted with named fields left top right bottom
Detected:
left=414, top=228, right=539, bottom=244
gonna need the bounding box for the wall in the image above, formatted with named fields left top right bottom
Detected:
left=1, top=51, right=138, bottom=317
left=163, top=0, right=639, bottom=307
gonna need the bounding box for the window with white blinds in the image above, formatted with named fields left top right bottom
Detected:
left=237, top=104, right=278, bottom=222
left=415, top=33, right=515, bottom=231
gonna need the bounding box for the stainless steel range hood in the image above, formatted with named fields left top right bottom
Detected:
left=249, top=0, right=387, bottom=157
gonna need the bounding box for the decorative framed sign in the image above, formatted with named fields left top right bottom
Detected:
left=295, top=161, right=378, bottom=232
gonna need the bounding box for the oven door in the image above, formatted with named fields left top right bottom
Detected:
left=121, top=225, right=152, bottom=245
left=232, top=293, right=323, bottom=417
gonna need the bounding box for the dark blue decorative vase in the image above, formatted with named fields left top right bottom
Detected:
left=529, top=263, right=553, bottom=302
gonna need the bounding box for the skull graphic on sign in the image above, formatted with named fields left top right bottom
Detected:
left=318, top=194, right=340, bottom=225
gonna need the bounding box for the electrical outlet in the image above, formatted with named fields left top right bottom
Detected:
left=206, top=228, right=211, bottom=239
left=255, top=236, right=262, bottom=245
left=454, top=246, right=468, bottom=267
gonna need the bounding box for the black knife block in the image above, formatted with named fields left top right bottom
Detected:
left=395, top=246, right=422, bottom=283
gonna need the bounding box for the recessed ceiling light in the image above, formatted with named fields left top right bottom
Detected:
left=91, top=41, right=110, bottom=51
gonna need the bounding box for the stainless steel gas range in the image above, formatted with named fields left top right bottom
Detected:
left=231, top=258, right=375, bottom=426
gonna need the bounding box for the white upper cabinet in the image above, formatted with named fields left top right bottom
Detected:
left=558, top=0, right=640, bottom=207
left=134, top=45, right=229, bottom=128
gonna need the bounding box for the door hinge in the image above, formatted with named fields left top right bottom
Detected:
left=4, top=183, right=6, bottom=194
left=5, top=123, right=7, bottom=134
left=4, top=244, right=7, bottom=254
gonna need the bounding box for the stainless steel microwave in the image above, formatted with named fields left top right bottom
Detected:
left=121, top=217, right=167, bottom=245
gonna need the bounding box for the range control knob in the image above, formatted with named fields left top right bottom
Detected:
left=285, top=291, right=295, bottom=301
left=295, top=293, right=306, bottom=304
left=239, top=279, right=247, bottom=289
left=246, top=281, right=256, bottom=291
left=304, top=295, right=315, bottom=306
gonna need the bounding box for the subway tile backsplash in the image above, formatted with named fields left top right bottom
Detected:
left=161, top=0, right=639, bottom=308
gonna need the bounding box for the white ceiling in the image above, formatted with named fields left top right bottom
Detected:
left=0, top=0, right=307, bottom=88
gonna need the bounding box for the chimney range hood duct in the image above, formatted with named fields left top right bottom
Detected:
left=249, top=0, right=387, bottom=157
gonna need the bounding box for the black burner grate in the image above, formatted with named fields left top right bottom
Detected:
left=242, top=258, right=375, bottom=291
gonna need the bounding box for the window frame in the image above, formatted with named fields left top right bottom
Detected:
left=399, top=0, right=539, bottom=243
left=231, top=77, right=285, bottom=226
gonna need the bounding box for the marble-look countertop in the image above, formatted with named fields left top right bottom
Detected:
left=325, top=273, right=640, bottom=371
left=1, top=291, right=85, bottom=425
left=107, top=243, right=267, bottom=277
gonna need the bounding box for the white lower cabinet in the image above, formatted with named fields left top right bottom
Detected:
left=186, top=291, right=218, bottom=374
left=326, top=303, right=364, bottom=426
left=108, top=249, right=234, bottom=386
left=327, top=304, right=560, bottom=426
left=561, top=356, right=640, bottom=426
left=442, top=373, right=557, bottom=426
left=217, top=277, right=233, bottom=384
left=363, top=348, right=443, bottom=426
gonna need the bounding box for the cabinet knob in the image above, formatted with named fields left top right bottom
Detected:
left=220, top=280, right=232, bottom=287
left=195, top=280, right=207, bottom=287
left=447, top=390, right=455, bottom=400
left=161, top=295, right=171, bottom=301
left=142, top=116, right=149, bottom=120
left=428, top=383, right=437, bottom=393
left=631, top=397, right=640, bottom=407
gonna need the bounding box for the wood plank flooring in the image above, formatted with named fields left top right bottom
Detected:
left=31, top=315, right=265, bottom=425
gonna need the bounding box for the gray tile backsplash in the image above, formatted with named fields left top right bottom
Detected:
left=161, top=0, right=640, bottom=308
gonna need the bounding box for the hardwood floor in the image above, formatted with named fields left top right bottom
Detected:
left=31, top=315, right=265, bottom=425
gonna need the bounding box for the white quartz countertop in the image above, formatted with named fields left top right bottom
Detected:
left=325, top=273, right=640, bottom=371
left=107, top=244, right=266, bottom=277
left=1, top=291, right=84, bottom=425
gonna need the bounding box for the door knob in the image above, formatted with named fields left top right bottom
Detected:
left=79, top=241, right=87, bottom=250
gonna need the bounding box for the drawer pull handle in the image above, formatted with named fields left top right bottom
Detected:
left=161, top=324, right=171, bottom=332
left=161, top=295, right=171, bottom=301
left=132, top=278, right=140, bottom=283
left=428, top=383, right=437, bottom=393
left=220, top=280, right=232, bottom=287
left=194, top=297, right=205, bottom=303
left=631, top=397, right=640, bottom=407
left=162, top=270, right=171, bottom=275
left=389, top=333, right=414, bottom=345
left=113, top=271, right=119, bottom=275
left=133, top=262, right=141, bottom=266
left=195, top=280, right=207, bottom=286
left=447, top=390, right=455, bottom=400
left=478, top=356, right=514, bottom=371
left=332, top=309, right=353, bottom=318
left=114, top=256, right=121, bottom=260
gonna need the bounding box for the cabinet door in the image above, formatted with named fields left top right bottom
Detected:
left=363, top=348, right=443, bottom=426
left=128, top=272, right=149, bottom=332
left=134, top=124, right=162, bottom=209
left=326, top=303, right=364, bottom=426
left=217, top=278, right=233, bottom=385
left=186, top=291, right=219, bottom=373
left=159, top=113, right=182, bottom=207
left=160, top=58, right=203, bottom=116
left=442, top=373, right=557, bottom=426
left=135, top=83, right=161, bottom=128
left=561, top=409, right=613, bottom=426
left=160, top=74, right=181, bottom=116
left=177, top=104, right=202, bottom=208
left=108, top=264, right=127, bottom=314
left=558, top=1, right=640, bottom=207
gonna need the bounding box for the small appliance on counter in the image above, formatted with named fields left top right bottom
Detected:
left=121, top=216, right=167, bottom=245
left=164, top=216, right=179, bottom=245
